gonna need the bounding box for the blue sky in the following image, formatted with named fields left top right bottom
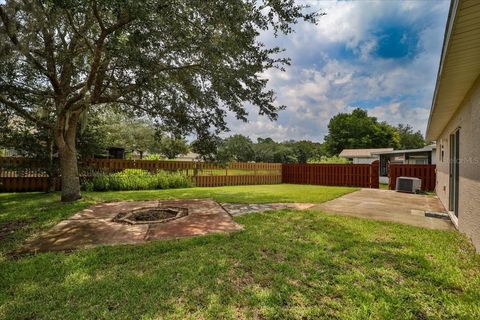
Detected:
left=225, top=0, right=450, bottom=142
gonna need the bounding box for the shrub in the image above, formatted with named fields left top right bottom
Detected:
left=83, top=169, right=192, bottom=191
left=308, top=155, right=350, bottom=164
left=143, top=154, right=164, bottom=160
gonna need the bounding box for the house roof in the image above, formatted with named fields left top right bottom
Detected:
left=339, top=148, right=394, bottom=158
left=426, top=0, right=480, bottom=140
left=371, top=144, right=436, bottom=156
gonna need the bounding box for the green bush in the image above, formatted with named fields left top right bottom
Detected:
left=83, top=169, right=192, bottom=191
left=143, top=154, right=164, bottom=160
left=308, top=155, right=351, bottom=164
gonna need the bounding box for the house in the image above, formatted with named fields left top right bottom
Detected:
left=372, top=145, right=436, bottom=184
left=426, top=0, right=480, bottom=251
left=339, top=148, right=393, bottom=164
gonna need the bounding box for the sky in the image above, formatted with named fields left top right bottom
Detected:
left=225, top=0, right=450, bottom=142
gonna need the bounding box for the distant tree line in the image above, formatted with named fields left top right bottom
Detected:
left=198, top=135, right=326, bottom=164
left=1, top=107, right=428, bottom=167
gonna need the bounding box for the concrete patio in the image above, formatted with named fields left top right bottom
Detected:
left=17, top=199, right=244, bottom=254
left=313, top=188, right=453, bottom=230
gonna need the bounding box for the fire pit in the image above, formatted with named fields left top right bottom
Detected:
left=113, top=206, right=189, bottom=225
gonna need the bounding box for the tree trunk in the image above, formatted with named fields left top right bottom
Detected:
left=58, top=145, right=81, bottom=201
left=56, top=112, right=81, bottom=202
left=46, top=137, right=56, bottom=193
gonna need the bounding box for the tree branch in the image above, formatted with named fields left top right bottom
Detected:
left=65, top=9, right=135, bottom=112
left=0, top=95, right=52, bottom=129
left=158, top=63, right=203, bottom=73
left=92, top=0, right=105, bottom=31
left=0, top=6, right=61, bottom=94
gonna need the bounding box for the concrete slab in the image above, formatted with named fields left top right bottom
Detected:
left=221, top=203, right=316, bottom=216
left=312, top=189, right=453, bottom=230
left=21, top=219, right=149, bottom=252
left=17, top=199, right=243, bottom=254
left=69, top=201, right=159, bottom=220
left=146, top=199, right=244, bottom=240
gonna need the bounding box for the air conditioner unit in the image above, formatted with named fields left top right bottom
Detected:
left=396, top=177, right=421, bottom=193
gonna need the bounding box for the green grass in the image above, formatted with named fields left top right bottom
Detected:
left=380, top=183, right=389, bottom=190
left=85, top=184, right=355, bottom=203
left=0, top=185, right=356, bottom=256
left=1, top=185, right=479, bottom=319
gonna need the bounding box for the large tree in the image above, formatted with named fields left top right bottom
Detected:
left=0, top=0, right=317, bottom=201
left=217, top=134, right=255, bottom=163
left=157, top=135, right=189, bottom=159
left=253, top=137, right=297, bottom=163
left=396, top=124, right=427, bottom=150
left=285, top=139, right=323, bottom=163
left=101, top=112, right=159, bottom=158
left=324, top=108, right=400, bottom=155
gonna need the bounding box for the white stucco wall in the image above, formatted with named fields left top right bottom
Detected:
left=436, top=80, right=480, bottom=252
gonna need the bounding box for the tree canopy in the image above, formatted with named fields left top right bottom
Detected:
left=156, top=135, right=189, bottom=160
left=324, top=108, right=400, bottom=155
left=216, top=134, right=255, bottom=163
left=0, top=0, right=317, bottom=201
left=396, top=124, right=427, bottom=150
left=100, top=112, right=159, bottom=158
left=195, top=135, right=325, bottom=164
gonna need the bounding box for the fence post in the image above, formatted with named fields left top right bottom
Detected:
left=370, top=160, right=379, bottom=189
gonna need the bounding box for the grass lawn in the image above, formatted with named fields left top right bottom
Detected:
left=0, top=185, right=356, bottom=257
left=1, top=185, right=479, bottom=319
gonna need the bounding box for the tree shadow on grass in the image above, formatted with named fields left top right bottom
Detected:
left=0, top=193, right=92, bottom=257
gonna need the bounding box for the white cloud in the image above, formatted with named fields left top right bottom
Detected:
left=225, top=0, right=450, bottom=142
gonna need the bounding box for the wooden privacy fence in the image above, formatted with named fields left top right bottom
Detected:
left=388, top=164, right=436, bottom=191
left=194, top=175, right=282, bottom=187
left=81, top=158, right=282, bottom=173
left=1, top=157, right=385, bottom=192
left=282, top=161, right=380, bottom=188
left=0, top=157, right=56, bottom=192
left=0, top=157, right=283, bottom=191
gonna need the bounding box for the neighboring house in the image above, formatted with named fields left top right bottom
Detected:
left=339, top=148, right=393, bottom=164
left=426, top=0, right=480, bottom=251
left=372, top=145, right=436, bottom=184
left=175, top=152, right=200, bottom=162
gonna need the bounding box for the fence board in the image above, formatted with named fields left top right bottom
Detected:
left=388, top=164, right=436, bottom=191
left=2, top=157, right=383, bottom=192
left=194, top=175, right=282, bottom=187
left=282, top=162, right=378, bottom=188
